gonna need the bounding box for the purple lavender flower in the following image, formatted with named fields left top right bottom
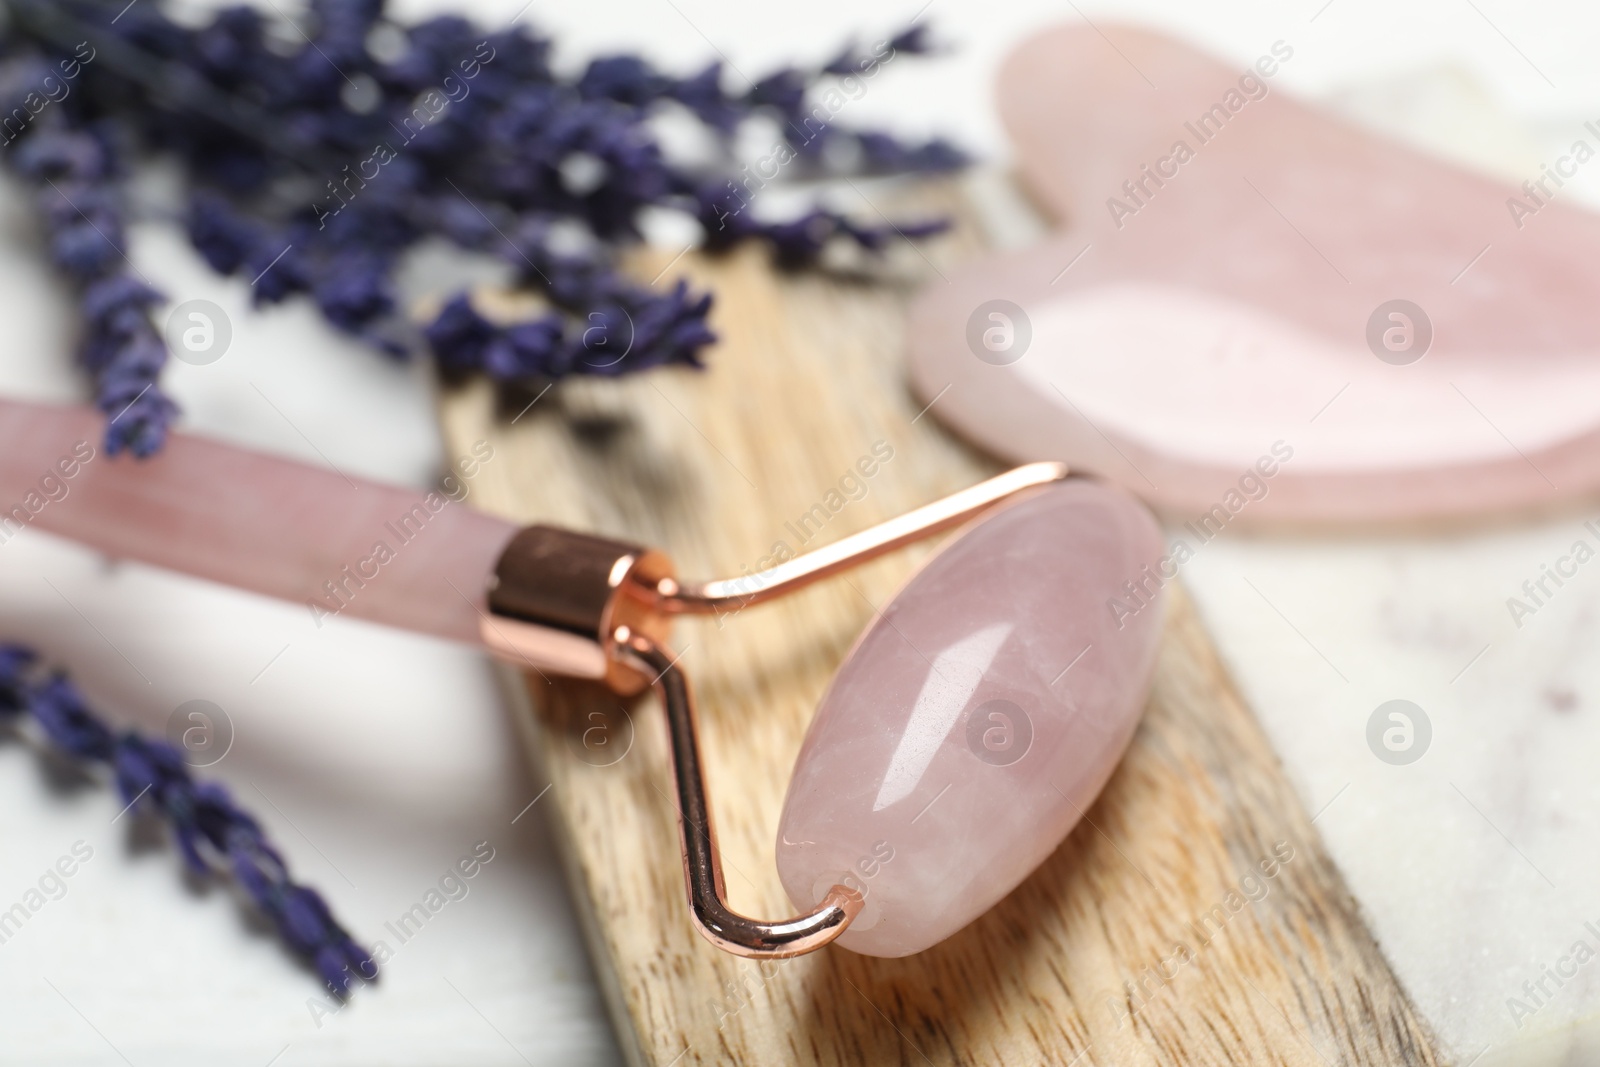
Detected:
left=0, top=643, right=375, bottom=997
left=2, top=2, right=965, bottom=445
left=668, top=62, right=741, bottom=131
left=1, top=106, right=180, bottom=456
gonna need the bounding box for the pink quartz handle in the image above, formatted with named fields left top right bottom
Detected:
left=0, top=398, right=518, bottom=645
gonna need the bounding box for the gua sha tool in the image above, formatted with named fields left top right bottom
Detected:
left=0, top=397, right=1164, bottom=958
left=909, top=24, right=1600, bottom=523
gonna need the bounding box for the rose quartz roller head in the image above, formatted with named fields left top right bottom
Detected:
left=0, top=397, right=1164, bottom=958
left=774, top=479, right=1164, bottom=956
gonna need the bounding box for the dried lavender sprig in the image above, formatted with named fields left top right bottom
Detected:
left=0, top=644, right=375, bottom=996
left=2, top=0, right=966, bottom=447
left=178, top=3, right=955, bottom=340
left=0, top=61, right=179, bottom=456
left=577, top=21, right=957, bottom=169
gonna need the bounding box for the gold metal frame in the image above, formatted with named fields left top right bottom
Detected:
left=484, top=461, right=1069, bottom=957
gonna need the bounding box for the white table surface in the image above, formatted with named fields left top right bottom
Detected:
left=1, top=1, right=1596, bottom=1064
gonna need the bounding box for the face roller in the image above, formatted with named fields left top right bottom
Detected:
left=0, top=397, right=1165, bottom=959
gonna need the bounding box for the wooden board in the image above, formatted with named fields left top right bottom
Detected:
left=435, top=186, right=1446, bottom=1066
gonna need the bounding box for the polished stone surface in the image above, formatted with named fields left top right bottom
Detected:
left=776, top=480, right=1165, bottom=956
left=908, top=24, right=1600, bottom=524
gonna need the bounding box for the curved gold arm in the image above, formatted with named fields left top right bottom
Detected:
left=651, top=461, right=1068, bottom=614
left=614, top=628, right=863, bottom=957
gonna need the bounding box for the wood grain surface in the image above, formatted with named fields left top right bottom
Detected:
left=435, top=185, right=1445, bottom=1066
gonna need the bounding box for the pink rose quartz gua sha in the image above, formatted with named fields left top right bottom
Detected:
left=0, top=397, right=1163, bottom=958
left=908, top=24, right=1600, bottom=523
